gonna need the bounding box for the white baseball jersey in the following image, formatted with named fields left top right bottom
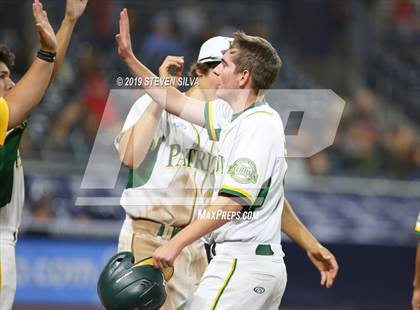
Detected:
left=115, top=94, right=223, bottom=226
left=202, top=98, right=287, bottom=244
left=416, top=212, right=420, bottom=236
left=0, top=97, right=26, bottom=310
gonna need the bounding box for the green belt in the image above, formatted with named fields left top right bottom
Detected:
left=255, top=244, right=274, bottom=256
left=157, top=224, right=183, bottom=238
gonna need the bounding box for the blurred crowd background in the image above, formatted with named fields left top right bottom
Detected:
left=1, top=0, right=418, bottom=179
left=0, top=0, right=419, bottom=309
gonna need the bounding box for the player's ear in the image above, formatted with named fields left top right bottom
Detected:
left=239, top=70, right=251, bottom=88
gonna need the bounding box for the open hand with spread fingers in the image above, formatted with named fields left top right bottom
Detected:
left=115, top=8, right=134, bottom=62
left=32, top=0, right=57, bottom=53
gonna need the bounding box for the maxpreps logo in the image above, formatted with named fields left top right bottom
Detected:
left=227, top=158, right=258, bottom=184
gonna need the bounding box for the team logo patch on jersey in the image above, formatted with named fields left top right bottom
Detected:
left=254, top=286, right=265, bottom=294
left=227, top=158, right=258, bottom=184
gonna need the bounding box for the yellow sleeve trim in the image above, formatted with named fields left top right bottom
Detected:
left=208, top=101, right=217, bottom=140
left=219, top=185, right=255, bottom=205
left=0, top=97, right=9, bottom=146
left=205, top=101, right=218, bottom=141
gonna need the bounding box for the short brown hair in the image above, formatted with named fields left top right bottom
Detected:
left=230, top=31, right=282, bottom=93
left=0, top=44, right=15, bottom=70
left=189, top=61, right=220, bottom=77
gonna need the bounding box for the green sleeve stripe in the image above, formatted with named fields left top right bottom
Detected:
left=253, top=177, right=271, bottom=208
left=204, top=101, right=219, bottom=141
left=204, top=101, right=213, bottom=139
left=210, top=258, right=237, bottom=310
left=218, top=178, right=272, bottom=212
left=219, top=187, right=253, bottom=206
left=215, top=129, right=221, bottom=140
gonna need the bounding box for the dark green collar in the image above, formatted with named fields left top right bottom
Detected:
left=231, top=98, right=267, bottom=121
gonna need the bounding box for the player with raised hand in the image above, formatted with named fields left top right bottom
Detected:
left=114, top=39, right=229, bottom=309
left=116, top=8, right=338, bottom=308
left=116, top=50, right=338, bottom=293
left=0, top=0, right=57, bottom=133
left=0, top=1, right=88, bottom=309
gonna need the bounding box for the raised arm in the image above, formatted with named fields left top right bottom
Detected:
left=115, top=8, right=205, bottom=126
left=118, top=56, right=184, bottom=168
left=5, top=0, right=88, bottom=130
left=281, top=198, right=339, bottom=288
left=5, top=0, right=56, bottom=129
left=50, top=0, right=88, bottom=84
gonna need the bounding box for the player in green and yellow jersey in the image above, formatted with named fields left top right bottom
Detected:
left=0, top=1, right=88, bottom=309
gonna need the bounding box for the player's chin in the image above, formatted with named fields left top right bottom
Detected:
left=215, top=89, right=229, bottom=102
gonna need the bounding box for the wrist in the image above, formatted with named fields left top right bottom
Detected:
left=151, top=101, right=164, bottom=113
left=63, top=14, right=78, bottom=24
left=124, top=53, right=137, bottom=65
left=306, top=241, right=322, bottom=254
left=170, top=234, right=189, bottom=253
left=37, top=49, right=56, bottom=63
left=40, top=46, right=56, bottom=53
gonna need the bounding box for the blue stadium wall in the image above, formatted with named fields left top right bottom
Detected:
left=14, top=237, right=414, bottom=309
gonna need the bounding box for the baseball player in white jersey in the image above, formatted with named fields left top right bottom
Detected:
left=116, top=9, right=339, bottom=308
left=0, top=1, right=88, bottom=309
left=190, top=96, right=288, bottom=309
left=116, top=32, right=339, bottom=308
left=151, top=31, right=288, bottom=308
left=114, top=38, right=228, bottom=309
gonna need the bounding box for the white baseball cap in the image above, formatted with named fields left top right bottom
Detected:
left=197, top=36, right=233, bottom=63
